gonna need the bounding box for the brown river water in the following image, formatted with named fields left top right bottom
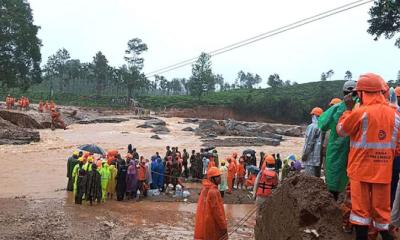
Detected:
left=0, top=116, right=304, bottom=239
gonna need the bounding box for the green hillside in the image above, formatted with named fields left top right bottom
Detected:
left=138, top=80, right=345, bottom=124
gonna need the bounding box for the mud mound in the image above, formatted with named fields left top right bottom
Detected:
left=0, top=118, right=40, bottom=145
left=203, top=137, right=280, bottom=147
left=255, top=174, right=352, bottom=240
left=0, top=110, right=45, bottom=129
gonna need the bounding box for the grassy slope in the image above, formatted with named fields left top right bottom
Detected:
left=138, top=80, right=344, bottom=124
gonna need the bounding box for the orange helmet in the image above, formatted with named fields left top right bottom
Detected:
left=264, top=155, right=275, bottom=165
left=310, top=107, right=323, bottom=116
left=207, top=167, right=221, bottom=178
left=395, top=87, right=400, bottom=97
left=355, top=73, right=386, bottom=92
left=329, top=98, right=341, bottom=106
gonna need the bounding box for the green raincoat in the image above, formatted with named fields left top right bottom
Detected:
left=99, top=164, right=111, bottom=201
left=318, top=102, right=349, bottom=192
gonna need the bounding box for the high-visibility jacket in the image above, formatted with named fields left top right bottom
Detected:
left=337, top=92, right=400, bottom=184
left=256, top=168, right=278, bottom=197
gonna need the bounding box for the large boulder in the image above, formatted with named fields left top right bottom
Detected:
left=255, top=174, right=352, bottom=240
left=182, top=127, right=195, bottom=132
left=145, top=119, right=166, bottom=126
left=151, top=125, right=170, bottom=134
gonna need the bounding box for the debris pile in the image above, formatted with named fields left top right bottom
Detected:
left=255, top=174, right=352, bottom=240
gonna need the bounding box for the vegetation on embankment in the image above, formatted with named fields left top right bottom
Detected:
left=138, top=80, right=344, bottom=124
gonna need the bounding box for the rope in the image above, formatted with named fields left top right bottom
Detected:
left=219, top=206, right=257, bottom=240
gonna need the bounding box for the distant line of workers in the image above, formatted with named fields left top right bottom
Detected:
left=5, top=95, right=56, bottom=112
left=4, top=95, right=66, bottom=130
left=300, top=73, right=400, bottom=240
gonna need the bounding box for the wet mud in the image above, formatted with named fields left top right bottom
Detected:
left=0, top=116, right=304, bottom=239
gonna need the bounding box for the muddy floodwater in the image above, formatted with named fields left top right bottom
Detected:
left=0, top=116, right=304, bottom=239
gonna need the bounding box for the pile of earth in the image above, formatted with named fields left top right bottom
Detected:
left=255, top=174, right=352, bottom=240
left=0, top=117, right=40, bottom=145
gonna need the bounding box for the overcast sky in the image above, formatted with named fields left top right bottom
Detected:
left=29, top=0, right=400, bottom=86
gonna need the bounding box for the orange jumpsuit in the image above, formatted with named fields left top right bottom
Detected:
left=337, top=92, right=400, bottom=231
left=194, top=179, right=228, bottom=240
left=5, top=96, right=13, bottom=109
left=51, top=111, right=66, bottom=129
left=237, top=162, right=246, bottom=188
left=50, top=101, right=55, bottom=111
left=45, top=101, right=49, bottom=112
left=227, top=161, right=236, bottom=193
left=38, top=101, right=44, bottom=113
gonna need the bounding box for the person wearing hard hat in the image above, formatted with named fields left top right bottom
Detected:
left=194, top=167, right=228, bottom=240
left=302, top=107, right=323, bottom=177
left=218, top=159, right=228, bottom=198
left=253, top=155, right=279, bottom=214
left=67, top=151, right=79, bottom=191
left=329, top=98, right=342, bottom=106
left=318, top=80, right=357, bottom=201
left=337, top=73, right=400, bottom=240
left=99, top=161, right=111, bottom=202
left=226, top=156, right=236, bottom=194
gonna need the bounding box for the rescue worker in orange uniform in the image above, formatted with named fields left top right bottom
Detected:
left=5, top=95, right=12, bottom=109
left=194, top=167, right=228, bottom=240
left=50, top=108, right=66, bottom=130
left=38, top=100, right=44, bottom=113
left=226, top=157, right=236, bottom=194
left=337, top=73, right=400, bottom=240
left=231, top=152, right=238, bottom=190
left=45, top=100, right=49, bottom=112
left=236, top=157, right=246, bottom=189
left=253, top=155, right=278, bottom=215
left=138, top=157, right=148, bottom=197
left=50, top=100, right=55, bottom=111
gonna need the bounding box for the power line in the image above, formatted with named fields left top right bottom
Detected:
left=145, top=0, right=373, bottom=78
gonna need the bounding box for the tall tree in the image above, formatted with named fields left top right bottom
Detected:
left=156, top=75, right=168, bottom=94
left=92, top=51, right=109, bottom=96
left=236, top=71, right=262, bottom=89
left=123, top=38, right=148, bottom=97
left=188, top=52, right=215, bottom=100
left=267, top=73, right=283, bottom=87
left=344, top=70, right=353, bottom=80
left=368, top=0, right=400, bottom=48
left=0, top=0, right=42, bottom=91
left=214, top=74, right=224, bottom=91
left=43, top=48, right=71, bottom=92
left=321, top=72, right=327, bottom=81
left=124, top=38, right=148, bottom=70
left=326, top=69, right=335, bottom=80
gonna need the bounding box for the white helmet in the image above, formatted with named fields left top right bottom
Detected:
left=343, top=80, right=356, bottom=92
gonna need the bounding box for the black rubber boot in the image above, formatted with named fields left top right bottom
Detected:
left=355, top=225, right=368, bottom=240
left=380, top=230, right=393, bottom=240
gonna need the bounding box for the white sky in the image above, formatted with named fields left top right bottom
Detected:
left=29, top=0, right=400, bottom=86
